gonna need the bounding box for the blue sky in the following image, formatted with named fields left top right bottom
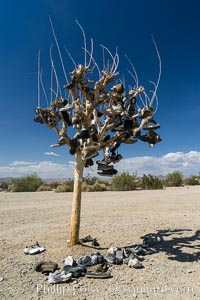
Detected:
left=0, top=0, right=200, bottom=178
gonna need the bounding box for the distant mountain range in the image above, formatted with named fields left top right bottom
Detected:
left=0, top=177, right=69, bottom=183
left=0, top=177, right=12, bottom=183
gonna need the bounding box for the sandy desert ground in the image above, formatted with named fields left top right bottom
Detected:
left=0, top=186, right=200, bottom=300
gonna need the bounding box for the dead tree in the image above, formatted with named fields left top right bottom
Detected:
left=34, top=21, right=162, bottom=246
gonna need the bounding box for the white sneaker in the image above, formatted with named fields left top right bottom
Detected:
left=24, top=242, right=45, bottom=255
left=48, top=270, right=72, bottom=284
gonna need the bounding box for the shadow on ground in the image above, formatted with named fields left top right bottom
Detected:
left=141, top=228, right=200, bottom=262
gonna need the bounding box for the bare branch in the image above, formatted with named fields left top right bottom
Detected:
left=76, top=19, right=87, bottom=67
left=49, top=16, right=69, bottom=85
left=100, top=44, right=116, bottom=72
left=50, top=62, right=53, bottom=103
left=39, top=69, right=49, bottom=107
left=127, top=68, right=137, bottom=86
left=102, top=46, right=105, bottom=71
left=149, top=35, right=162, bottom=107
left=125, top=54, right=139, bottom=88
left=37, top=49, right=40, bottom=107
left=64, top=44, right=76, bottom=68
left=50, top=44, right=62, bottom=97
left=86, top=38, right=94, bottom=68
left=82, top=46, right=101, bottom=78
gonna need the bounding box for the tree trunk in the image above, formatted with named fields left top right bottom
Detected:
left=69, top=151, right=85, bottom=246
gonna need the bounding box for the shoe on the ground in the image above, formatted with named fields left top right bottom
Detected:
left=63, top=265, right=86, bottom=278
left=63, top=255, right=77, bottom=267
left=85, top=271, right=112, bottom=278
left=48, top=270, right=72, bottom=284
left=133, top=246, right=152, bottom=255
left=79, top=235, right=94, bottom=243
left=107, top=247, right=118, bottom=255
left=104, top=254, right=121, bottom=265
left=128, top=258, right=142, bottom=269
left=115, top=250, right=124, bottom=263
left=95, top=262, right=109, bottom=273
left=34, top=261, right=58, bottom=274
left=92, top=238, right=100, bottom=247
left=24, top=241, right=45, bottom=255
left=76, top=254, right=98, bottom=267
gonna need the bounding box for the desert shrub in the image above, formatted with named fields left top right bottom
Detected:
left=55, top=181, right=74, bottom=192
left=140, top=174, right=163, bottom=190
left=83, top=176, right=98, bottom=185
left=37, top=184, right=52, bottom=191
left=0, top=182, right=9, bottom=190
left=11, top=174, right=43, bottom=192
left=90, top=182, right=107, bottom=191
left=82, top=181, right=107, bottom=192
left=184, top=176, right=200, bottom=186
left=48, top=181, right=60, bottom=189
left=110, top=172, right=137, bottom=191
left=165, top=171, right=183, bottom=187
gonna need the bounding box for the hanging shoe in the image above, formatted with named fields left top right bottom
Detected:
left=137, top=130, right=162, bottom=145
left=140, top=106, right=153, bottom=119
left=69, top=139, right=78, bottom=155
left=50, top=138, right=66, bottom=148
left=123, top=138, right=138, bottom=144
left=102, top=135, right=111, bottom=143
left=77, top=128, right=90, bottom=139
left=104, top=104, right=123, bottom=116
left=72, top=116, right=81, bottom=125
left=97, top=168, right=118, bottom=177
left=82, top=148, right=98, bottom=160
left=85, top=158, right=94, bottom=168
left=143, top=119, right=160, bottom=130
left=112, top=154, right=123, bottom=163
left=97, top=164, right=113, bottom=171
left=60, top=111, right=72, bottom=126
left=113, top=119, right=134, bottom=132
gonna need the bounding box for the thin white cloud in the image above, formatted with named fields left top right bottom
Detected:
left=44, top=152, right=60, bottom=157
left=9, top=161, right=38, bottom=166
left=1, top=151, right=200, bottom=178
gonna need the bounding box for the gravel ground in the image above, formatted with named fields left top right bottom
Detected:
left=0, top=186, right=200, bottom=300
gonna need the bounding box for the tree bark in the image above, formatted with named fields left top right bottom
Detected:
left=69, top=150, right=85, bottom=246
